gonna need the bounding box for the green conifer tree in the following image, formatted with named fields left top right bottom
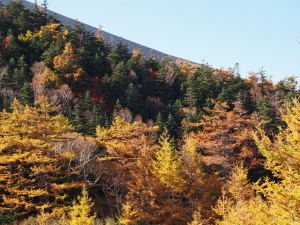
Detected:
left=20, top=82, right=34, bottom=105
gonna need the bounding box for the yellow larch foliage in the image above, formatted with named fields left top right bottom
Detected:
left=0, top=96, right=82, bottom=218
left=132, top=48, right=142, bottom=56
left=95, top=25, right=104, bottom=42
left=96, top=116, right=158, bottom=164
left=42, top=66, right=61, bottom=87
left=181, top=135, right=222, bottom=222
left=181, top=135, right=204, bottom=179
left=226, top=164, right=254, bottom=202
left=18, top=23, right=67, bottom=42
left=95, top=116, right=158, bottom=222
left=67, top=187, right=96, bottom=225
left=119, top=202, right=140, bottom=225
left=152, top=135, right=187, bottom=193
left=53, top=42, right=84, bottom=81
left=253, top=97, right=300, bottom=223
left=176, top=60, right=199, bottom=76
left=214, top=165, right=256, bottom=225
left=188, top=207, right=207, bottom=225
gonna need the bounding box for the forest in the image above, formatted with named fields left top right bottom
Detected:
left=0, top=1, right=299, bottom=224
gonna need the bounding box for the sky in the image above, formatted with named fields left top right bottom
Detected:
left=28, top=0, right=300, bottom=83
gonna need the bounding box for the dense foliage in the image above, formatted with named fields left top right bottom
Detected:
left=0, top=1, right=299, bottom=224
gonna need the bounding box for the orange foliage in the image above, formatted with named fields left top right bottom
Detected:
left=53, top=42, right=84, bottom=81
left=184, top=100, right=262, bottom=176
left=176, top=60, right=200, bottom=76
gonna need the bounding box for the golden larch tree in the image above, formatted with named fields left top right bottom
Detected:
left=123, top=135, right=189, bottom=225
left=95, top=116, right=158, bottom=215
left=67, top=187, right=96, bottom=225
left=53, top=42, right=84, bottom=81
left=253, top=97, right=300, bottom=223
left=0, top=96, right=82, bottom=217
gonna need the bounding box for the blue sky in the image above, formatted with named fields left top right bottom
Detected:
left=29, top=0, right=300, bottom=82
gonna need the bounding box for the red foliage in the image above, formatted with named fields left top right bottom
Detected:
left=149, top=68, right=159, bottom=79
left=89, top=76, right=114, bottom=112
left=1, top=36, right=11, bottom=54
left=92, top=76, right=101, bottom=83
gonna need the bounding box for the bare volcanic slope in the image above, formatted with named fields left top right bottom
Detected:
left=1, top=0, right=193, bottom=63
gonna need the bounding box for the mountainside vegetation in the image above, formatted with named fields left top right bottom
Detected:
left=0, top=1, right=299, bottom=224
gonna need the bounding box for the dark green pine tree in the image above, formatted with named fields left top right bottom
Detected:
left=112, top=98, right=122, bottom=119
left=0, top=210, right=15, bottom=225
left=86, top=105, right=106, bottom=136
left=216, top=87, right=230, bottom=103
left=0, top=50, right=5, bottom=67
left=93, top=105, right=105, bottom=126
left=155, top=112, right=164, bottom=133
left=86, top=113, right=96, bottom=136
left=5, top=58, right=16, bottom=86
left=71, top=103, right=85, bottom=133
left=13, top=56, right=28, bottom=88
left=124, top=83, right=141, bottom=115
left=0, top=5, right=12, bottom=37
left=256, top=97, right=279, bottom=134
left=152, top=60, right=173, bottom=103
left=114, top=98, right=122, bottom=112
left=173, top=99, right=183, bottom=113
left=4, top=32, right=20, bottom=60
left=41, top=0, right=49, bottom=11
left=16, top=9, right=31, bottom=33
left=165, top=113, right=177, bottom=137
left=93, top=52, right=108, bottom=76
left=103, top=112, right=110, bottom=129
left=111, top=61, right=130, bottom=91
left=183, top=86, right=197, bottom=108
left=194, top=65, right=216, bottom=106
left=31, top=1, right=48, bottom=28
left=6, top=0, right=30, bottom=33
left=107, top=40, right=131, bottom=67
left=83, top=90, right=93, bottom=111
left=20, top=82, right=34, bottom=106
left=17, top=55, right=28, bottom=71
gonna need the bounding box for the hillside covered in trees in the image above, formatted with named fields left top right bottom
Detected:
left=0, top=1, right=299, bottom=224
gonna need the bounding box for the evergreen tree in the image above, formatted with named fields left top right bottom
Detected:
left=4, top=33, right=19, bottom=60
left=83, top=90, right=93, bottom=111
left=31, top=0, right=48, bottom=28
left=92, top=52, right=108, bottom=76
left=256, top=97, right=279, bottom=134
left=155, top=112, right=164, bottom=132
left=107, top=40, right=131, bottom=67
left=20, top=82, right=34, bottom=105
left=183, top=86, right=197, bottom=108
left=124, top=83, right=141, bottom=115
left=71, top=103, right=84, bottom=133
left=165, top=113, right=176, bottom=137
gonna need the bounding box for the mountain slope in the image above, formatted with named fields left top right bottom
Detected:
left=1, top=0, right=191, bottom=63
